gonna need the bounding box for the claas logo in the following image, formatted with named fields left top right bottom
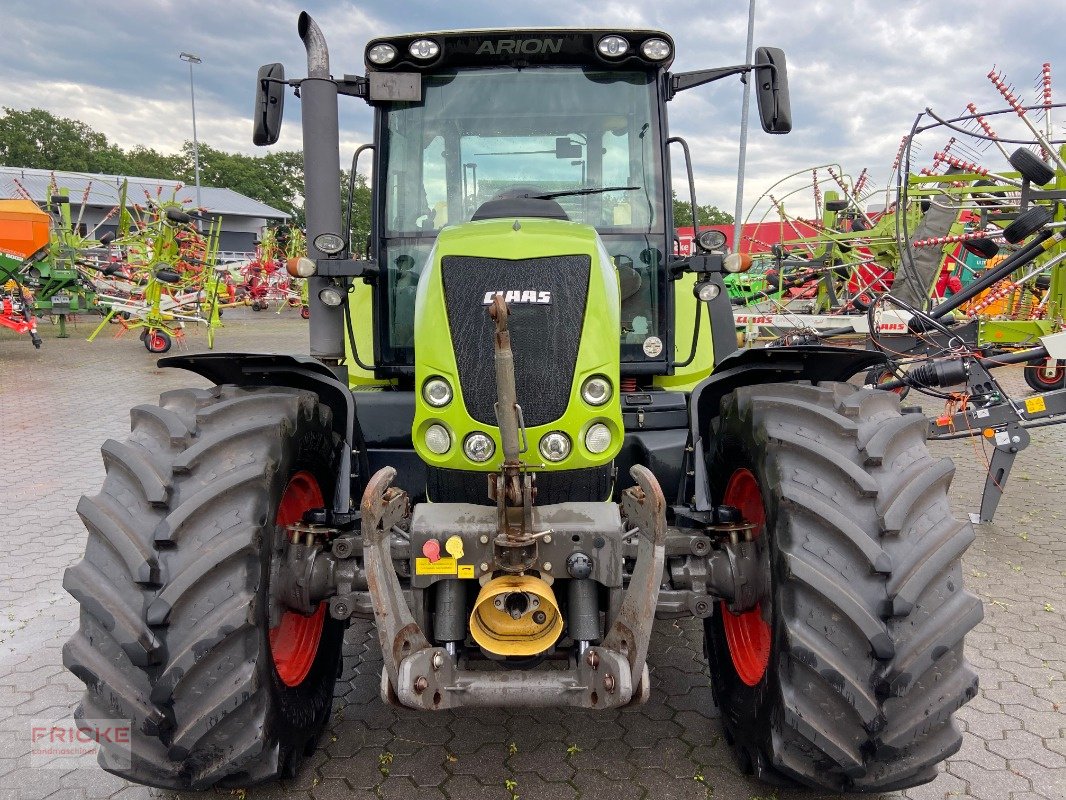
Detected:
left=482, top=290, right=552, bottom=305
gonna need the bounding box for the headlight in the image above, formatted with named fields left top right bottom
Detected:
left=318, top=286, right=344, bottom=307
left=538, top=432, right=571, bottom=462
left=408, top=39, right=440, bottom=60
left=422, top=377, right=452, bottom=407
left=313, top=232, right=345, bottom=255
left=597, top=35, right=629, bottom=58
left=367, top=43, right=397, bottom=65
left=695, top=281, right=720, bottom=302
left=696, top=229, right=727, bottom=252
left=463, top=432, right=495, bottom=462
left=585, top=423, right=612, bottom=455
left=425, top=424, right=451, bottom=455
left=581, top=375, right=612, bottom=406
left=640, top=38, right=672, bottom=61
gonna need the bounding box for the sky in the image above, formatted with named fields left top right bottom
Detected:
left=1, top=0, right=1063, bottom=220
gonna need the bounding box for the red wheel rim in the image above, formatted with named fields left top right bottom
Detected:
left=1030, top=359, right=1065, bottom=387
left=875, top=370, right=907, bottom=397
left=150, top=334, right=167, bottom=352
left=269, top=471, right=326, bottom=687
left=720, top=468, right=772, bottom=687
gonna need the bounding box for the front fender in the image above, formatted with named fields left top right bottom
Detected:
left=684, top=346, right=889, bottom=510
left=159, top=352, right=367, bottom=514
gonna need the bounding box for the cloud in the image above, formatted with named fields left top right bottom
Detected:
left=0, top=0, right=1061, bottom=216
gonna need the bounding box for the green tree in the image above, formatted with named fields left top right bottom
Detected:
left=0, top=108, right=351, bottom=231
left=122, top=145, right=185, bottom=180
left=341, top=171, right=372, bottom=257
left=0, top=107, right=121, bottom=173
left=263, top=150, right=307, bottom=224
left=180, top=141, right=305, bottom=222
left=671, top=192, right=733, bottom=228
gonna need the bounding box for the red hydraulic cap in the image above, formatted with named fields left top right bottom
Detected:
left=422, top=539, right=441, bottom=562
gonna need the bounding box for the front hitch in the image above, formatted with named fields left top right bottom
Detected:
left=360, top=464, right=667, bottom=710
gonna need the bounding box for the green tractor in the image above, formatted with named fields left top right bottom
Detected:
left=64, top=13, right=981, bottom=793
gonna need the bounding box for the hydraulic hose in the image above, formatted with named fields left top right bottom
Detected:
left=877, top=343, right=1050, bottom=391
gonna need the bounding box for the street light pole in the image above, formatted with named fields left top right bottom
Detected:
left=732, top=0, right=756, bottom=254
left=178, top=52, right=203, bottom=213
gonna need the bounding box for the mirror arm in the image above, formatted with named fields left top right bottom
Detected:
left=668, top=64, right=752, bottom=100
left=338, top=75, right=369, bottom=98
left=260, top=75, right=366, bottom=98
left=261, top=77, right=301, bottom=89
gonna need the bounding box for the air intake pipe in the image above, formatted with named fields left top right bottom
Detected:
left=298, top=12, right=346, bottom=367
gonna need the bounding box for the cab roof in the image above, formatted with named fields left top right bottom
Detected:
left=364, top=29, right=675, bottom=72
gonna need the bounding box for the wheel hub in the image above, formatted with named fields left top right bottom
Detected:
left=719, top=468, right=772, bottom=687
left=270, top=471, right=326, bottom=687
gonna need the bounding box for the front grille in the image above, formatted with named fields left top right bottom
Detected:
left=441, top=254, right=590, bottom=427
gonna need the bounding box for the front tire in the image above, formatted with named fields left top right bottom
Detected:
left=705, top=382, right=981, bottom=792
left=63, top=386, right=345, bottom=789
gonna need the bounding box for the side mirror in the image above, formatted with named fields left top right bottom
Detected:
left=753, top=47, right=791, bottom=134
left=253, top=63, right=286, bottom=146
left=555, top=137, right=582, bottom=159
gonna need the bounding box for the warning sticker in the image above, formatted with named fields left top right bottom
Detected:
left=457, top=564, right=476, bottom=579
left=642, top=336, right=664, bottom=358
left=415, top=557, right=457, bottom=575
left=1025, top=396, right=1047, bottom=414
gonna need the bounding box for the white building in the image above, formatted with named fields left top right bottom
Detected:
left=0, top=166, right=290, bottom=255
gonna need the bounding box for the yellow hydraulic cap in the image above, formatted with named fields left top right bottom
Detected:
left=469, top=574, right=563, bottom=657
left=445, top=535, right=464, bottom=559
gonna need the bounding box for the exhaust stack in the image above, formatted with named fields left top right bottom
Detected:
left=298, top=12, right=346, bottom=366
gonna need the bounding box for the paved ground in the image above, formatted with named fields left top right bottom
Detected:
left=0, top=311, right=1063, bottom=800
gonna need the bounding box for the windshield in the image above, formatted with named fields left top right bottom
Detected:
left=382, top=67, right=662, bottom=234
left=377, top=66, right=666, bottom=367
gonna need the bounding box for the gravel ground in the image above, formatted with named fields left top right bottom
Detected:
left=0, top=310, right=1062, bottom=800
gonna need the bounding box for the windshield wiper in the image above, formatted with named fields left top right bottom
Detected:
left=525, top=185, right=641, bottom=200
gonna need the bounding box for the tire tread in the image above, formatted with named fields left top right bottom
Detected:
left=706, top=382, right=981, bottom=793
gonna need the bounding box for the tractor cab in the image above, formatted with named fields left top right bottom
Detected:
left=252, top=24, right=792, bottom=503
left=254, top=24, right=791, bottom=383
left=365, top=32, right=674, bottom=372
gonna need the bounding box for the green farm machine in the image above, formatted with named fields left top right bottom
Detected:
left=65, top=14, right=982, bottom=793
left=0, top=194, right=104, bottom=347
